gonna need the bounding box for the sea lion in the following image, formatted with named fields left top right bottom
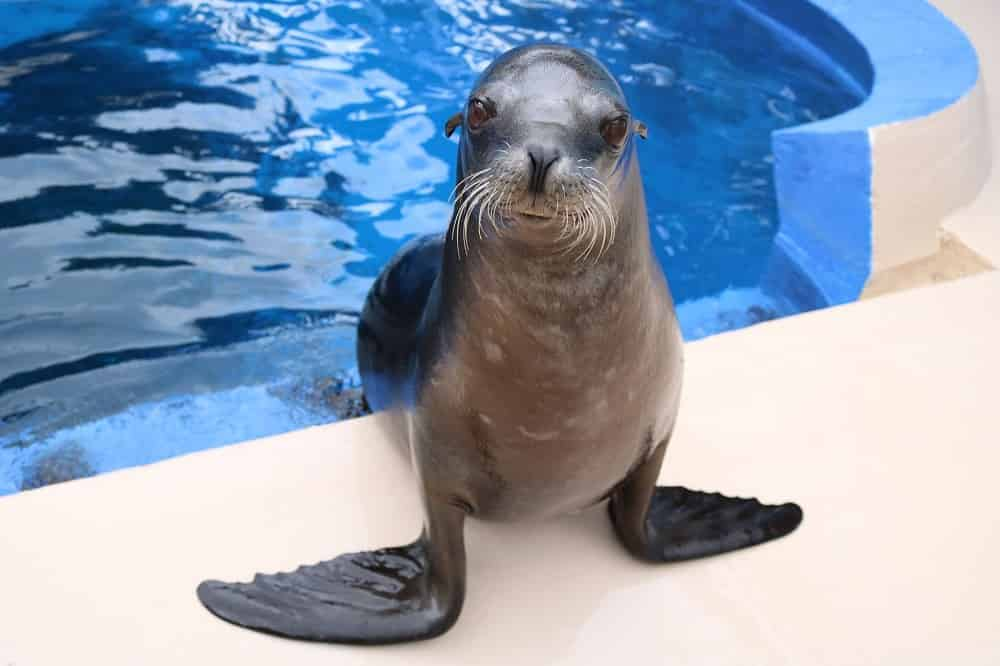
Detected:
left=197, top=44, right=803, bottom=645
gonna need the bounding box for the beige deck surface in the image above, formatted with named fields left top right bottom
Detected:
left=2, top=271, right=998, bottom=665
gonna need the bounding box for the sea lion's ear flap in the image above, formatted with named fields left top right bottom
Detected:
left=634, top=120, right=648, bottom=140
left=445, top=112, right=464, bottom=138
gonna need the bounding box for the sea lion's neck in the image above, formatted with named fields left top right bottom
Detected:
left=442, top=210, right=656, bottom=329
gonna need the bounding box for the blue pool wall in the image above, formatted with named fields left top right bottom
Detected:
left=740, top=0, right=983, bottom=306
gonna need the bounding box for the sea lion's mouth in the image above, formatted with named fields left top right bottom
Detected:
left=517, top=211, right=553, bottom=220
left=510, top=202, right=561, bottom=221
left=451, top=170, right=618, bottom=261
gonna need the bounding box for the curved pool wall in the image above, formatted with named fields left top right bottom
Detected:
left=743, top=0, right=991, bottom=306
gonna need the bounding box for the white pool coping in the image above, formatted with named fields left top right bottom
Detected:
left=933, top=0, right=1000, bottom=266
left=2, top=1, right=998, bottom=663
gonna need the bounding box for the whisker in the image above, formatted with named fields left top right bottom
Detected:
left=449, top=156, right=619, bottom=264
left=452, top=172, right=494, bottom=259
left=449, top=167, right=491, bottom=203
left=477, top=187, right=500, bottom=241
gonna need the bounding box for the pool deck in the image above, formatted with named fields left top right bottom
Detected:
left=2, top=1, right=999, bottom=663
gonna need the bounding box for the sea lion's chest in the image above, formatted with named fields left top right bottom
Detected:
left=415, top=279, right=682, bottom=520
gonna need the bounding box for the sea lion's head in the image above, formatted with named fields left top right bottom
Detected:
left=445, top=44, right=646, bottom=262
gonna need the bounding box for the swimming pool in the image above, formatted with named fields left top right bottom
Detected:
left=0, top=0, right=862, bottom=494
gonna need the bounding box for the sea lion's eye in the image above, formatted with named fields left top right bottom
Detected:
left=468, top=98, right=494, bottom=130
left=601, top=115, right=629, bottom=148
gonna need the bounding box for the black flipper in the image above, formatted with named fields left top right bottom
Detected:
left=197, top=541, right=457, bottom=644
left=197, top=500, right=467, bottom=644
left=610, top=442, right=803, bottom=562
left=611, top=486, right=802, bottom=562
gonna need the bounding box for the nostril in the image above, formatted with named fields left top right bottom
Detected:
left=526, top=145, right=561, bottom=194
left=540, top=151, right=559, bottom=180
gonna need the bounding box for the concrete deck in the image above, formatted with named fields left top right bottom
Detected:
left=1, top=1, right=998, bottom=663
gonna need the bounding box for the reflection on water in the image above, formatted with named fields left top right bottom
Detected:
left=0, top=0, right=861, bottom=493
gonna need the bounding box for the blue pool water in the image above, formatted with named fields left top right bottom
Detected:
left=0, top=0, right=862, bottom=494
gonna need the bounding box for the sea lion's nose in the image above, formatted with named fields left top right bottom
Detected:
left=525, top=144, right=561, bottom=194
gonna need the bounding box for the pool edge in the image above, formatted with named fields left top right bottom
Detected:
left=746, top=0, right=991, bottom=305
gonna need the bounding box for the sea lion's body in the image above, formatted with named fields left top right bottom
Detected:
left=359, top=158, right=680, bottom=521
left=198, top=44, right=802, bottom=645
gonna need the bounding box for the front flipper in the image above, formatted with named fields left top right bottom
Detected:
left=197, top=502, right=466, bottom=644
left=610, top=442, right=803, bottom=562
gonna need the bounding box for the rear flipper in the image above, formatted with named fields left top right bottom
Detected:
left=610, top=443, right=802, bottom=562
left=197, top=500, right=466, bottom=644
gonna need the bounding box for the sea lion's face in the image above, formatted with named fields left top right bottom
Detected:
left=447, top=45, right=645, bottom=261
